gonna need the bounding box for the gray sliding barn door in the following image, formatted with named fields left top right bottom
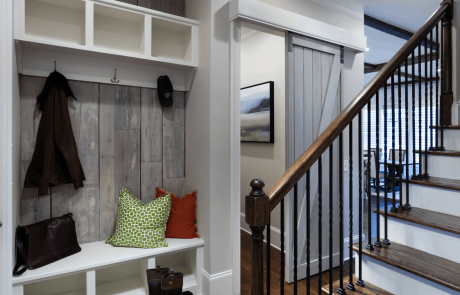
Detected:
left=285, top=32, right=342, bottom=283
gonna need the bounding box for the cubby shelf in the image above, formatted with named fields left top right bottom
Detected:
left=14, top=0, right=199, bottom=71
left=14, top=238, right=204, bottom=295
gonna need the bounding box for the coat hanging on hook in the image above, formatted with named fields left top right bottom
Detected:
left=24, top=71, right=86, bottom=196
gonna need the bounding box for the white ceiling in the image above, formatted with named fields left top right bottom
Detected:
left=364, top=0, right=440, bottom=83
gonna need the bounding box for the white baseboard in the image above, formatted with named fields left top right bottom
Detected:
left=240, top=212, right=282, bottom=250
left=241, top=212, right=363, bottom=281
left=202, top=269, right=233, bottom=295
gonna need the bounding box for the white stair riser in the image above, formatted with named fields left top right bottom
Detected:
left=403, top=183, right=460, bottom=216
left=419, top=154, right=460, bottom=180
left=380, top=215, right=460, bottom=263
left=439, top=129, right=460, bottom=150
left=355, top=255, right=460, bottom=295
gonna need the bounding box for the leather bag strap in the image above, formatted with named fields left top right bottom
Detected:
left=13, top=228, right=29, bottom=276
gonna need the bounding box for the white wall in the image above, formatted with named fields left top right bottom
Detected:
left=240, top=29, right=285, bottom=231
left=186, top=0, right=234, bottom=293
left=256, top=0, right=364, bottom=34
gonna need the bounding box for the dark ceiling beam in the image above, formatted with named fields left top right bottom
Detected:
left=365, top=14, right=439, bottom=51
left=366, top=62, right=426, bottom=82
left=365, top=54, right=439, bottom=74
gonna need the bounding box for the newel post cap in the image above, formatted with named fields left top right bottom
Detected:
left=245, top=179, right=269, bottom=227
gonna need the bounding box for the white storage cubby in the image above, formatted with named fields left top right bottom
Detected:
left=24, top=0, right=86, bottom=46
left=13, top=239, right=204, bottom=295
left=14, top=0, right=199, bottom=71
left=94, top=4, right=145, bottom=55
left=151, top=18, right=192, bottom=62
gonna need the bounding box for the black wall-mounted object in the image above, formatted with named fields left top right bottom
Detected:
left=158, top=75, right=174, bottom=107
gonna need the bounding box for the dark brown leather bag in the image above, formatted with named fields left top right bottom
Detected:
left=13, top=213, right=81, bottom=276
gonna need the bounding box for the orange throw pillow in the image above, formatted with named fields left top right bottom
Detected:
left=156, top=187, right=199, bottom=239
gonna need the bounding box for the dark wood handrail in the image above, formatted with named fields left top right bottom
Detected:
left=267, top=1, right=451, bottom=212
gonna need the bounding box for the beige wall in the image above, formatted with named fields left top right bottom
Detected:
left=240, top=29, right=285, bottom=230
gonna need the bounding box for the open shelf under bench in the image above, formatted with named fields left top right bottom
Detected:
left=13, top=238, right=204, bottom=295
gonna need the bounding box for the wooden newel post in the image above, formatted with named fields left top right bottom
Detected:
left=442, top=0, right=453, bottom=125
left=245, top=179, right=269, bottom=295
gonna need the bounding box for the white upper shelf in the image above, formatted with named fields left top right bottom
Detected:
left=14, top=0, right=199, bottom=70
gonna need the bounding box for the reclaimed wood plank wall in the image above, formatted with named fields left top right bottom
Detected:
left=117, top=0, right=186, bottom=17
left=19, top=76, right=185, bottom=244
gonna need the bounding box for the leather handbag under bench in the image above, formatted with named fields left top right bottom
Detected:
left=13, top=213, right=81, bottom=276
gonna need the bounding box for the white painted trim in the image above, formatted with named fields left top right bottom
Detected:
left=202, top=269, right=233, bottom=295
left=1, top=0, right=14, bottom=294
left=311, top=0, right=364, bottom=21
left=229, top=0, right=367, bottom=52
left=230, top=19, right=242, bottom=295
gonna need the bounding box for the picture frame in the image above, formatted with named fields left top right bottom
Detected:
left=240, top=81, right=274, bottom=143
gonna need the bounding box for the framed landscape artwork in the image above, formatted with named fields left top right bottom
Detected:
left=240, top=81, right=274, bottom=143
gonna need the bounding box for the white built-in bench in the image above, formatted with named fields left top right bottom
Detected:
left=12, top=238, right=204, bottom=295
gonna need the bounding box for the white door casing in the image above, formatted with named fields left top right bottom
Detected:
left=285, top=32, right=342, bottom=283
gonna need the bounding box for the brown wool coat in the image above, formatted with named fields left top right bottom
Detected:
left=24, top=72, right=85, bottom=196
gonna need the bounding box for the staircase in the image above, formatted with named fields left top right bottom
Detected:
left=243, top=1, right=460, bottom=294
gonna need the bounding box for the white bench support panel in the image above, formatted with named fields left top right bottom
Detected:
left=13, top=238, right=204, bottom=295
left=86, top=270, right=96, bottom=295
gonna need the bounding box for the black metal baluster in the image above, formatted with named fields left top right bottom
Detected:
left=429, top=29, right=434, bottom=150
left=357, top=112, right=365, bottom=287
left=348, top=122, right=355, bottom=291
left=375, top=91, right=382, bottom=247
left=440, top=22, right=445, bottom=151
left=424, top=36, right=430, bottom=178
left=435, top=24, right=439, bottom=150
left=306, top=171, right=311, bottom=295
left=329, top=145, right=333, bottom=293
left=337, top=134, right=345, bottom=295
left=391, top=74, right=398, bottom=213
left=294, top=183, right=298, bottom=294
left=267, top=216, right=271, bottom=295
left=405, top=57, right=411, bottom=210
left=367, top=102, right=374, bottom=250
left=418, top=45, right=423, bottom=178
left=412, top=51, right=418, bottom=181
left=280, top=199, right=284, bottom=295
left=318, top=157, right=323, bottom=295
left=398, top=68, right=403, bottom=210
left=383, top=82, right=390, bottom=245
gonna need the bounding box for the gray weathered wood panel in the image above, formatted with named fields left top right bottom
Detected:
left=68, top=81, right=100, bottom=243
left=115, top=130, right=141, bottom=198
left=20, top=76, right=49, bottom=225
left=163, top=91, right=185, bottom=179
left=115, top=86, right=141, bottom=130
left=137, top=0, right=152, bottom=8
left=21, top=77, right=186, bottom=243
left=151, top=0, right=185, bottom=17
left=100, top=84, right=117, bottom=240
left=141, top=88, right=162, bottom=163
left=141, top=162, right=163, bottom=202
left=163, top=178, right=185, bottom=199
left=116, top=0, right=137, bottom=5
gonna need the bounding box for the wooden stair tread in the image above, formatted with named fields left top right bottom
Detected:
left=352, top=242, right=460, bottom=292
left=373, top=207, right=460, bottom=235
left=414, top=149, right=460, bottom=156
left=430, top=125, right=460, bottom=129
left=322, top=275, right=393, bottom=295
left=395, top=176, right=460, bottom=191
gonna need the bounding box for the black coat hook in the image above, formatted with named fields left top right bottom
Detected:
left=111, top=69, right=119, bottom=84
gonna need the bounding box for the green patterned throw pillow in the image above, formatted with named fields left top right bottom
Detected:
left=106, top=188, right=171, bottom=249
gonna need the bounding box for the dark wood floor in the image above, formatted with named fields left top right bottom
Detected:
left=241, top=230, right=351, bottom=295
